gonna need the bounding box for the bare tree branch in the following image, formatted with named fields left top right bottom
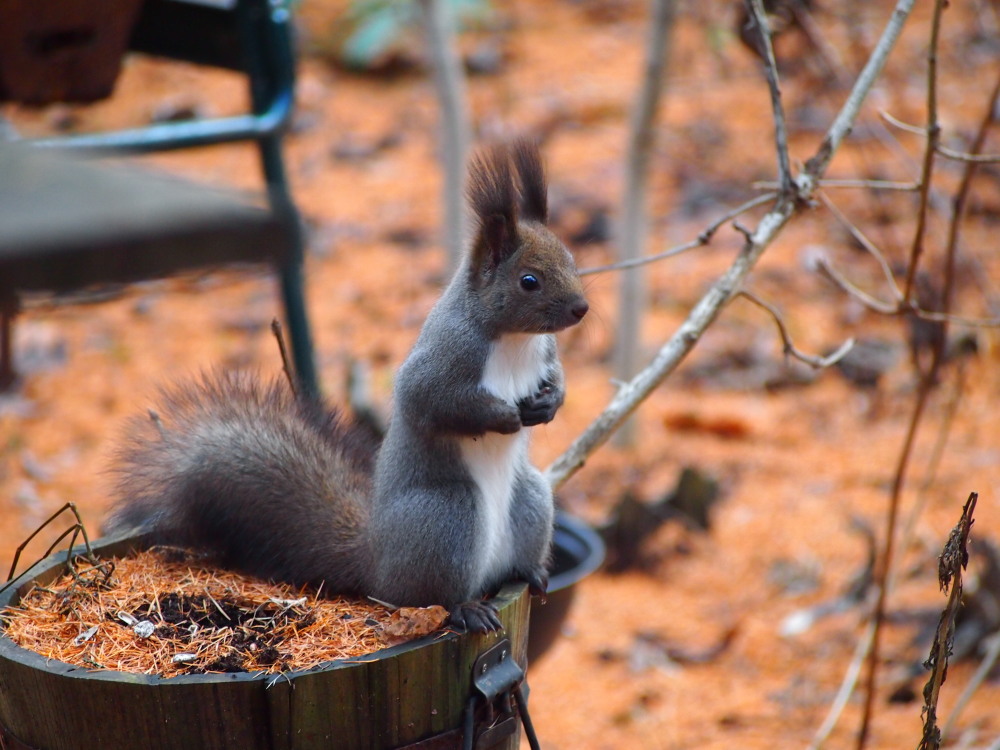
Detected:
left=755, top=178, right=919, bottom=191
left=800, top=0, right=916, bottom=192
left=546, top=0, right=918, bottom=491
left=548, top=203, right=795, bottom=488
left=737, top=290, right=855, bottom=368
left=580, top=192, right=777, bottom=276
left=418, top=0, right=471, bottom=272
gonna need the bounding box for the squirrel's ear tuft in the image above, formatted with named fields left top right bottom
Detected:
left=467, top=143, right=518, bottom=273
left=511, top=138, right=547, bottom=223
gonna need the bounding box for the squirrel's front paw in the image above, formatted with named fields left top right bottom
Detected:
left=517, top=384, right=562, bottom=427
left=449, top=600, right=503, bottom=633
left=494, top=409, right=523, bottom=435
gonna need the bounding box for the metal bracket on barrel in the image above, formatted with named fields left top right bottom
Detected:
left=462, top=638, right=539, bottom=750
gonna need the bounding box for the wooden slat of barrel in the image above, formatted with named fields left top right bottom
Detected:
left=0, top=533, right=527, bottom=750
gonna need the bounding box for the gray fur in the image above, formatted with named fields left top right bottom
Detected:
left=106, top=372, right=374, bottom=593
left=105, top=141, right=587, bottom=627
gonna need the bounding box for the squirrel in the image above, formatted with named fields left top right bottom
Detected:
left=104, top=139, right=589, bottom=633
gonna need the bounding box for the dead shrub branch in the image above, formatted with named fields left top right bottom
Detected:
left=737, top=290, right=854, bottom=368
left=855, top=8, right=1000, bottom=747
left=917, top=492, right=978, bottom=750
left=747, top=0, right=793, bottom=195
left=579, top=192, right=777, bottom=276
left=881, top=110, right=1000, bottom=164
left=545, top=0, right=917, bottom=490
left=898, top=0, right=946, bottom=307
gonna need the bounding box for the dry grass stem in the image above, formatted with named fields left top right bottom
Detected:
left=917, top=492, right=978, bottom=750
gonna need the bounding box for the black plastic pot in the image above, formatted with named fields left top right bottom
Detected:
left=527, top=511, right=605, bottom=665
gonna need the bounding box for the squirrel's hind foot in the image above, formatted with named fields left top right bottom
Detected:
left=448, top=600, right=503, bottom=633
left=522, top=569, right=549, bottom=601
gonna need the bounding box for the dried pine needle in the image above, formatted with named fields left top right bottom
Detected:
left=1, top=548, right=448, bottom=678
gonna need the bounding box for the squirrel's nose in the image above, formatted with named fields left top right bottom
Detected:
left=571, top=299, right=589, bottom=321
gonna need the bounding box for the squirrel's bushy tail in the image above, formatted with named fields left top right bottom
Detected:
left=105, top=371, right=375, bottom=594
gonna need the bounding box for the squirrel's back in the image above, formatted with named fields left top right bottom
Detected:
left=105, top=371, right=374, bottom=593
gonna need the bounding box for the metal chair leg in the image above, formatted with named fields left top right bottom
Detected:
left=257, top=135, right=318, bottom=400
left=241, top=0, right=319, bottom=400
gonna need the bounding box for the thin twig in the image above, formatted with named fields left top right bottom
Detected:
left=941, top=632, right=1000, bottom=742
left=923, top=84, right=1000, bottom=744
left=814, top=256, right=899, bottom=314
left=747, top=0, right=793, bottom=196
left=882, top=73, right=1000, bottom=569
left=857, top=5, right=950, bottom=744
left=546, top=0, right=917, bottom=490
left=816, top=256, right=1000, bottom=326
left=941, top=70, right=1000, bottom=320
left=737, top=290, right=855, bottom=368
left=547, top=201, right=795, bottom=488
left=880, top=109, right=935, bottom=136
left=898, top=359, right=967, bottom=574
left=881, top=110, right=1000, bottom=163
left=754, top=178, right=919, bottom=191
left=1, top=502, right=108, bottom=597
left=899, top=0, right=947, bottom=306
left=270, top=318, right=298, bottom=397
left=818, top=192, right=904, bottom=304
left=933, top=145, right=1000, bottom=164
left=579, top=192, right=777, bottom=276
left=800, top=0, right=917, bottom=193
left=807, top=618, right=877, bottom=750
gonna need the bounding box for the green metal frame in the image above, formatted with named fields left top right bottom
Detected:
left=28, top=0, right=318, bottom=397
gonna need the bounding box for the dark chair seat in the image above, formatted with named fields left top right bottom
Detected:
left=1, top=0, right=318, bottom=396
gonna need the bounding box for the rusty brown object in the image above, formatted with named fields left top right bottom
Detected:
left=0, top=0, right=144, bottom=105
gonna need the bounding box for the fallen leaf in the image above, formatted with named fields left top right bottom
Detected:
left=381, top=606, right=449, bottom=645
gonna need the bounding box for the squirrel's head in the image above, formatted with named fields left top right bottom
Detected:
left=465, top=139, right=588, bottom=335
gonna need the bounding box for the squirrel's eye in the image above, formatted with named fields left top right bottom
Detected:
left=520, top=274, right=540, bottom=291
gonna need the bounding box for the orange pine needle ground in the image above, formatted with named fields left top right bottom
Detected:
left=2, top=548, right=447, bottom=679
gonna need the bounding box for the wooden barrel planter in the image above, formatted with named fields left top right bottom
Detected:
left=0, top=533, right=531, bottom=750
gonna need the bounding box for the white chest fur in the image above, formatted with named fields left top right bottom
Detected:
left=480, top=333, right=549, bottom=405
left=461, top=333, right=549, bottom=584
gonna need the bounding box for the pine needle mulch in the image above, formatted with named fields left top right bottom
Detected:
left=1, top=547, right=448, bottom=679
